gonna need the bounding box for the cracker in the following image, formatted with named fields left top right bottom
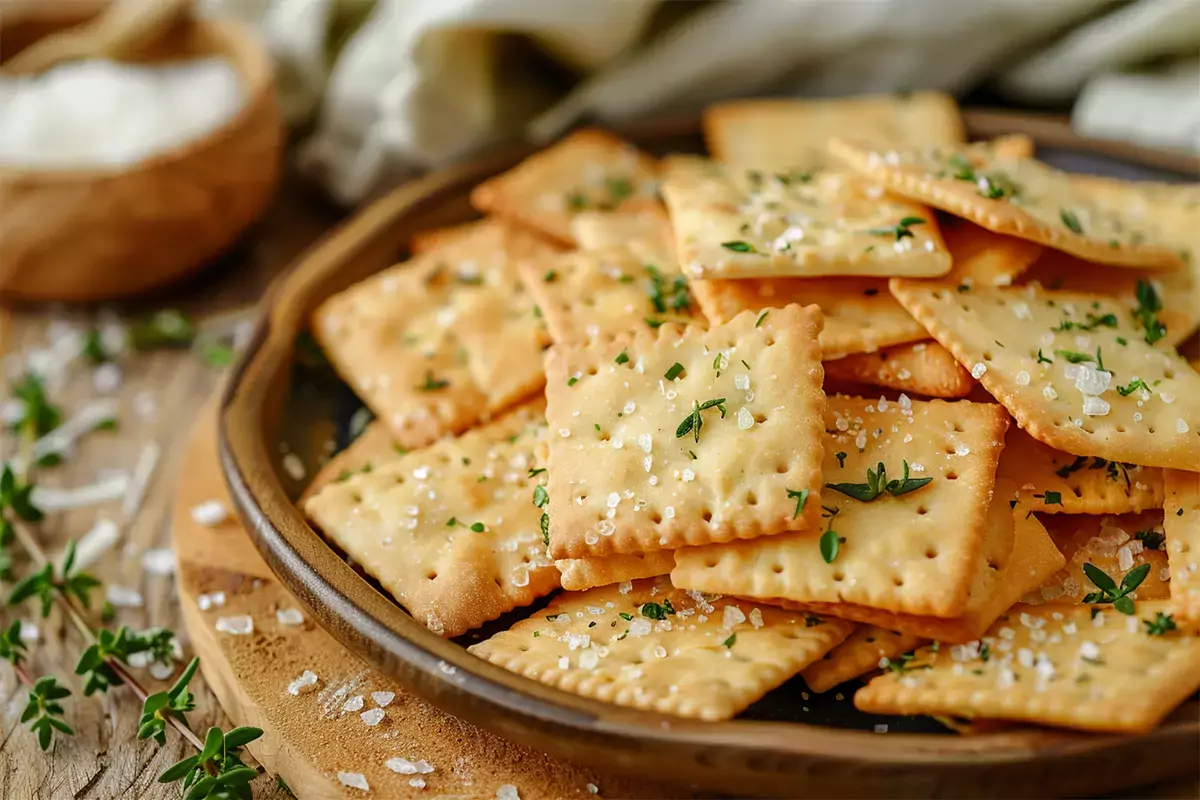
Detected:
left=662, top=158, right=951, bottom=280
left=702, top=92, right=964, bottom=172
left=799, top=490, right=1066, bottom=642
left=801, top=626, right=925, bottom=694
left=569, top=206, right=674, bottom=260
left=997, top=428, right=1163, bottom=515
left=471, top=129, right=659, bottom=246
left=1027, top=512, right=1171, bottom=606
left=831, top=138, right=1186, bottom=271
left=303, top=408, right=558, bottom=638
left=690, top=277, right=927, bottom=359
left=889, top=280, right=1200, bottom=471
left=468, top=577, right=854, bottom=720
left=1164, top=469, right=1200, bottom=622
left=555, top=552, right=676, bottom=592
left=940, top=218, right=1042, bottom=287
left=409, top=220, right=499, bottom=255
left=823, top=341, right=974, bottom=398
left=854, top=601, right=1200, bottom=733
left=672, top=395, right=1009, bottom=618
left=543, top=304, right=826, bottom=558
left=519, top=245, right=703, bottom=344
left=312, top=220, right=555, bottom=449
left=1021, top=249, right=1199, bottom=348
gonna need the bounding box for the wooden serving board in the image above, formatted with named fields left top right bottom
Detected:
left=173, top=395, right=680, bottom=799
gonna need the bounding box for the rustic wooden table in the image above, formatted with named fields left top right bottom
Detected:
left=0, top=169, right=340, bottom=799
left=2, top=167, right=1196, bottom=800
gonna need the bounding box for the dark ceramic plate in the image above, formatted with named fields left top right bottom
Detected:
left=220, top=111, right=1199, bottom=797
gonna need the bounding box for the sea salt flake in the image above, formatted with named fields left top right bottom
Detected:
left=190, top=500, right=228, bottom=527
left=361, top=707, right=386, bottom=726
left=749, top=608, right=764, bottom=629
left=197, top=591, right=226, bottom=611
left=722, top=605, right=746, bottom=629
left=1015, top=370, right=1030, bottom=386
left=287, top=670, right=319, bottom=695
left=338, top=772, right=369, bottom=791
left=371, top=691, right=395, bottom=707
left=497, top=784, right=522, bottom=800
left=971, top=362, right=987, bottom=379
left=1082, top=396, right=1110, bottom=416
left=282, top=453, right=306, bottom=480
left=215, top=615, right=253, bottom=635
left=106, top=584, right=143, bottom=608
left=276, top=608, right=304, bottom=626
left=410, top=778, right=426, bottom=789
left=343, top=695, right=365, bottom=712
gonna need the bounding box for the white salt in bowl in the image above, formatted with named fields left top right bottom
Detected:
left=0, top=11, right=284, bottom=302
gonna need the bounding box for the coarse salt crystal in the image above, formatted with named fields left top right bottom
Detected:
left=276, top=608, right=304, bottom=626
left=343, top=695, right=364, bottom=712
left=734, top=374, right=750, bottom=390
left=1043, top=386, right=1058, bottom=401
left=197, top=591, right=226, bottom=611
left=1079, top=641, right=1100, bottom=660
left=190, top=500, right=228, bottom=527
left=629, top=618, right=652, bottom=636
left=1161, top=392, right=1175, bottom=404
left=737, top=406, right=754, bottom=430
left=497, top=785, right=521, bottom=800
left=1116, top=545, right=1135, bottom=571
left=1082, top=396, right=1110, bottom=416
left=338, top=772, right=369, bottom=791
left=749, top=608, right=764, bottom=629
left=587, top=783, right=599, bottom=795
left=215, top=615, right=253, bottom=635
left=722, top=605, right=746, bottom=629
left=971, top=363, right=987, bottom=379
left=874, top=724, right=889, bottom=733
left=618, top=581, right=632, bottom=595
left=106, top=584, right=143, bottom=608
left=361, top=707, right=386, bottom=726
left=372, top=691, right=395, bottom=707
left=287, top=670, right=318, bottom=695
left=1179, top=419, right=1190, bottom=433
left=93, top=363, right=122, bottom=393
left=1015, top=370, right=1030, bottom=386
left=410, top=778, right=426, bottom=789
left=282, top=453, right=306, bottom=480
left=681, top=468, right=695, bottom=482
left=606, top=492, right=620, bottom=508
left=1073, top=364, right=1111, bottom=396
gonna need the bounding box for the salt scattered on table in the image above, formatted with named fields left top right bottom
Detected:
left=342, top=694, right=365, bottom=712
left=360, top=708, right=386, bottom=726
left=214, top=615, right=253, bottom=635
left=141, top=548, right=175, bottom=575
left=72, top=518, right=119, bottom=571
left=338, top=772, right=369, bottom=792
left=370, top=691, right=394, bottom=707
left=18, top=620, right=39, bottom=642
left=287, top=670, right=319, bottom=696
left=275, top=608, right=304, bottom=626
left=149, top=660, right=176, bottom=680
left=190, top=500, right=229, bottom=527
left=105, top=584, right=143, bottom=608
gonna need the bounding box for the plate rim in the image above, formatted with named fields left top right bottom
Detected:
left=218, top=110, right=1200, bottom=797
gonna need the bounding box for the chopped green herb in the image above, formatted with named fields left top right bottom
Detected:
left=614, top=351, right=630, bottom=365
left=755, top=311, right=768, bottom=328
left=607, top=177, right=633, bottom=203
left=1134, top=529, right=1165, bottom=550
left=416, top=372, right=450, bottom=391
left=639, top=599, right=676, bottom=620
left=567, top=376, right=579, bottom=386
left=1053, top=312, right=1117, bottom=333
left=1054, top=455, right=1089, bottom=479
left=1060, top=209, right=1083, bottom=234
left=80, top=329, right=112, bottom=364
left=1034, top=491, right=1063, bottom=506
left=619, top=612, right=633, bottom=621
left=664, top=362, right=685, bottom=381
left=540, top=513, right=550, bottom=547
left=566, top=192, right=588, bottom=210
left=129, top=309, right=195, bottom=350
left=819, top=529, right=841, bottom=564
left=543, top=270, right=558, bottom=283
left=201, top=341, right=236, bottom=368
left=980, top=643, right=991, bottom=662
left=1036, top=349, right=1053, bottom=365
left=1115, top=378, right=1152, bottom=397
left=804, top=615, right=824, bottom=628
left=1053, top=350, right=1094, bottom=364
left=533, top=485, right=549, bottom=509
left=835, top=452, right=848, bottom=468
left=1144, top=612, right=1177, bottom=636
left=722, top=633, right=737, bottom=648
left=528, top=467, right=546, bottom=478
left=1133, top=280, right=1166, bottom=344
left=674, top=398, right=727, bottom=444
left=868, top=216, right=926, bottom=242
left=721, top=241, right=760, bottom=254
left=644, top=264, right=693, bottom=315
left=825, top=460, right=931, bottom=502
left=1081, top=562, right=1150, bottom=615
left=786, top=488, right=809, bottom=519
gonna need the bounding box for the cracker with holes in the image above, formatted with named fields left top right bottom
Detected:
left=690, top=276, right=927, bottom=359
left=1163, top=470, right=1200, bottom=622
left=303, top=405, right=558, bottom=638
left=569, top=206, right=675, bottom=260
left=798, top=489, right=1066, bottom=642
left=520, top=245, right=703, bottom=344
left=997, top=429, right=1163, bottom=515
left=672, top=396, right=1009, bottom=618
left=824, top=341, right=974, bottom=399
left=468, top=577, right=854, bottom=720
left=1020, top=250, right=1199, bottom=348
left=831, top=138, right=1186, bottom=271
left=702, top=92, right=964, bottom=172
left=1026, top=512, right=1170, bottom=607
left=890, top=281, right=1200, bottom=471
left=543, top=304, right=826, bottom=559
left=471, top=129, right=659, bottom=246
left=854, top=601, right=1200, bottom=733
left=801, top=625, right=925, bottom=694
left=555, top=552, right=676, bottom=592
left=940, top=218, right=1043, bottom=287
left=312, top=220, right=555, bottom=449
left=662, top=158, right=951, bottom=280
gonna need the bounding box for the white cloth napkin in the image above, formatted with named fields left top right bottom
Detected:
left=201, top=0, right=1200, bottom=204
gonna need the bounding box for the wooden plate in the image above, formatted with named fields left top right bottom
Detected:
left=219, top=112, right=1199, bottom=798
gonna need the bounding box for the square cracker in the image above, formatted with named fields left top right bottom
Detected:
left=302, top=405, right=559, bottom=638
left=702, top=92, right=964, bottom=172
left=312, top=220, right=555, bottom=449
left=823, top=341, right=974, bottom=399
left=467, top=577, right=855, bottom=721
left=801, top=626, right=925, bottom=694
left=662, top=158, right=951, bottom=280
left=689, top=277, right=927, bottom=359
left=940, top=218, right=1042, bottom=287
left=470, top=129, right=659, bottom=246
left=520, top=245, right=703, bottom=344
left=799, top=488, right=1067, bottom=643
left=1025, top=512, right=1170, bottom=606
left=997, top=428, right=1163, bottom=515
left=555, top=552, right=675, bottom=592
left=569, top=206, right=674, bottom=260
left=1164, top=469, right=1200, bottom=622
left=854, top=601, right=1200, bottom=733
left=672, top=395, right=1010, bottom=618
left=889, top=280, right=1200, bottom=471
left=830, top=137, right=1186, bottom=271
left=543, top=304, right=826, bottom=558
left=1021, top=249, right=1199, bottom=348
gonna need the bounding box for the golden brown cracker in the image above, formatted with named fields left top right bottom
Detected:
left=940, top=217, right=1042, bottom=286
left=831, top=138, right=1186, bottom=271
left=569, top=206, right=674, bottom=259
left=468, top=578, right=854, bottom=720
left=662, top=158, right=951, bottom=280
left=312, top=220, right=555, bottom=449
left=1164, top=469, right=1200, bottom=622
left=303, top=407, right=558, bottom=637
left=823, top=341, right=974, bottom=398
left=854, top=601, right=1200, bottom=733
left=555, top=552, right=676, bottom=592
left=672, top=396, right=1009, bottom=618
left=801, top=626, right=925, bottom=694
left=471, top=129, right=659, bottom=246
left=889, top=280, right=1200, bottom=471
left=543, top=304, right=826, bottom=558
left=703, top=92, right=964, bottom=171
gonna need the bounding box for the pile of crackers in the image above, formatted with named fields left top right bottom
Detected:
left=301, top=92, right=1200, bottom=734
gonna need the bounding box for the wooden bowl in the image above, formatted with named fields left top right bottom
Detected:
left=219, top=114, right=1199, bottom=798
left=0, top=11, right=284, bottom=303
